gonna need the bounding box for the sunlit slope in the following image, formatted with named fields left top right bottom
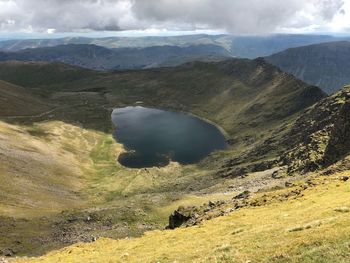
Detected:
left=0, top=120, right=111, bottom=217
left=0, top=118, right=238, bottom=256
left=17, top=172, right=350, bottom=263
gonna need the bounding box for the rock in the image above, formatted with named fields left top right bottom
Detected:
left=288, top=226, right=304, bottom=232
left=208, top=201, right=216, bottom=207
left=272, top=170, right=283, bottom=179
left=2, top=249, right=15, bottom=257
left=0, top=257, right=8, bottom=263
left=339, top=176, right=349, bottom=182
left=287, top=220, right=321, bottom=232
left=167, top=207, right=193, bottom=229
left=285, top=182, right=294, bottom=187
left=334, top=207, right=350, bottom=213
left=234, top=191, right=250, bottom=200
left=231, top=228, right=244, bottom=235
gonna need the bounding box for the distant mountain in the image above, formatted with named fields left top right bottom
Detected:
left=265, top=41, right=350, bottom=94
left=0, top=34, right=347, bottom=58
left=0, top=44, right=232, bottom=71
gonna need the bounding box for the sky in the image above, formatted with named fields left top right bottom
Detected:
left=0, top=0, right=349, bottom=38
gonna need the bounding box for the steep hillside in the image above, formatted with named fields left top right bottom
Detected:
left=0, top=44, right=232, bottom=71
left=0, top=80, right=52, bottom=116
left=279, top=85, right=350, bottom=174
left=265, top=41, right=350, bottom=94
left=0, top=61, right=100, bottom=90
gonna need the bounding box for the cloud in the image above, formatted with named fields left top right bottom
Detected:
left=132, top=0, right=346, bottom=33
left=0, top=0, right=346, bottom=34
left=0, top=0, right=138, bottom=32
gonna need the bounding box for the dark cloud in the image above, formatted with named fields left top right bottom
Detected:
left=0, top=0, right=346, bottom=34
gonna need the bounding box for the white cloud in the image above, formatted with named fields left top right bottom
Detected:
left=0, top=0, right=347, bottom=34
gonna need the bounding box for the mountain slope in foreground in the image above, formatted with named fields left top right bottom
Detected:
left=15, top=172, right=350, bottom=263
left=265, top=41, right=350, bottom=94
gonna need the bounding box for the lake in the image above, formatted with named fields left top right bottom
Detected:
left=112, top=106, right=228, bottom=168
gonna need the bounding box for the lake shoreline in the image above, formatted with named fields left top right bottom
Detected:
left=113, top=103, right=230, bottom=141
left=111, top=106, right=228, bottom=168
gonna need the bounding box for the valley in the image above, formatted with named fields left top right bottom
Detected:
left=0, top=58, right=327, bottom=259
left=1, top=1, right=350, bottom=261
left=0, top=55, right=348, bottom=262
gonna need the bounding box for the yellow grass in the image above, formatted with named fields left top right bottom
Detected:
left=16, top=172, right=350, bottom=263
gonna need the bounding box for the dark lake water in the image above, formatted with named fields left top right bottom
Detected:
left=112, top=106, right=228, bottom=168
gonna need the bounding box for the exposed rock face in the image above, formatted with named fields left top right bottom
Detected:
left=167, top=201, right=233, bottom=229
left=167, top=180, right=318, bottom=229
left=265, top=41, right=350, bottom=94
left=280, top=86, right=350, bottom=174
left=324, top=101, right=350, bottom=164
left=168, top=206, right=194, bottom=229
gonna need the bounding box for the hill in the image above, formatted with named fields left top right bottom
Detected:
left=0, top=80, right=52, bottom=117
left=0, top=59, right=326, bottom=258
left=0, top=44, right=232, bottom=71
left=265, top=41, right=350, bottom=94
left=0, top=61, right=100, bottom=89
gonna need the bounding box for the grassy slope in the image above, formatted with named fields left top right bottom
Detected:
left=0, top=116, right=240, bottom=218
left=0, top=61, right=101, bottom=91
left=0, top=118, right=235, bottom=256
left=16, top=171, right=350, bottom=263
left=0, top=80, right=52, bottom=117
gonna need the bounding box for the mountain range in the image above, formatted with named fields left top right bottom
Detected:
left=0, top=34, right=348, bottom=58
left=0, top=44, right=232, bottom=71
left=0, top=35, right=350, bottom=95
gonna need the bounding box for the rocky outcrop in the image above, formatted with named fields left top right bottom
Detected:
left=324, top=100, right=350, bottom=164
left=280, top=85, right=350, bottom=174
left=167, top=179, right=321, bottom=229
